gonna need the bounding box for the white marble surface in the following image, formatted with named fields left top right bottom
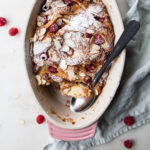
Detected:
left=0, top=0, right=150, bottom=150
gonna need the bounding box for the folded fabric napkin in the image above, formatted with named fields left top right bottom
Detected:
left=44, top=0, right=150, bottom=149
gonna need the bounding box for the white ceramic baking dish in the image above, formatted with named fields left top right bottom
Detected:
left=25, top=0, right=125, bottom=130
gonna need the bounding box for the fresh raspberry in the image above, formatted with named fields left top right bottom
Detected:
left=85, top=78, right=92, bottom=84
left=124, top=140, right=133, bottom=148
left=86, top=64, right=96, bottom=71
left=49, top=23, right=59, bottom=33
left=9, top=27, right=19, bottom=36
left=85, top=33, right=93, bottom=38
left=0, top=17, right=7, bottom=26
left=36, top=115, right=45, bottom=124
left=94, top=34, right=104, bottom=45
left=48, top=66, right=58, bottom=73
left=124, top=116, right=135, bottom=126
left=94, top=16, right=105, bottom=23
left=68, top=1, right=77, bottom=6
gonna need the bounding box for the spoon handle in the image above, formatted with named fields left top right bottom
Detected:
left=93, top=20, right=140, bottom=86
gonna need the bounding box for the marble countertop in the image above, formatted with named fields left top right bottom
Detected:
left=0, top=0, right=150, bottom=150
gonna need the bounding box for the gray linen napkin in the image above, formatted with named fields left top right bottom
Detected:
left=44, top=0, right=150, bottom=149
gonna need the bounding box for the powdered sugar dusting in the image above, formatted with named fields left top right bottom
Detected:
left=87, top=3, right=104, bottom=15
left=60, top=59, right=67, bottom=70
left=64, top=5, right=103, bottom=33
left=50, top=75, right=63, bottom=82
left=33, top=38, right=51, bottom=55
left=31, top=0, right=115, bottom=89
left=65, top=67, right=77, bottom=81
left=32, top=3, right=106, bottom=64
left=60, top=32, right=90, bottom=65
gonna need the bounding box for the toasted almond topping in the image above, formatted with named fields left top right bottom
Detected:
left=79, top=72, right=86, bottom=77
left=12, top=94, right=20, bottom=100
left=17, top=119, right=25, bottom=125
left=60, top=59, right=67, bottom=70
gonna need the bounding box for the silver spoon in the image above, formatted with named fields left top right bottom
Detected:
left=70, top=20, right=140, bottom=112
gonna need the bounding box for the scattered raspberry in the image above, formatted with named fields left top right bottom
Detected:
left=36, top=115, right=45, bottom=124
left=49, top=23, right=59, bottom=33
left=85, top=78, right=92, bottom=84
left=85, top=33, right=93, bottom=38
left=68, top=1, right=77, bottom=6
left=86, top=64, right=96, bottom=71
left=94, top=34, right=104, bottom=45
left=9, top=27, right=19, bottom=36
left=124, top=140, right=133, bottom=148
left=94, top=16, right=105, bottom=23
left=0, top=17, right=7, bottom=26
left=89, top=85, right=92, bottom=89
left=124, top=116, right=135, bottom=126
left=48, top=66, right=58, bottom=73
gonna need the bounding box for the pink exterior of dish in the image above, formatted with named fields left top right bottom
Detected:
left=47, top=120, right=97, bottom=141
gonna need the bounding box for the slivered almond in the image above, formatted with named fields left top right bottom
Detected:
left=56, top=18, right=63, bottom=26
left=79, top=72, right=86, bottom=77
left=54, top=39, right=62, bottom=50
left=45, top=14, right=62, bottom=28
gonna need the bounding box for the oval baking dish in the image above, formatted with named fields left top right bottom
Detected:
left=24, top=0, right=126, bottom=129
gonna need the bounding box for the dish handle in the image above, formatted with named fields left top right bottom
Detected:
left=47, top=120, right=97, bottom=141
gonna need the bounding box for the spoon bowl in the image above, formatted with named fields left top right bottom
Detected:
left=70, top=87, right=96, bottom=112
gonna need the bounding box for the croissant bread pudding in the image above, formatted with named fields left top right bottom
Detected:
left=30, top=0, right=115, bottom=98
